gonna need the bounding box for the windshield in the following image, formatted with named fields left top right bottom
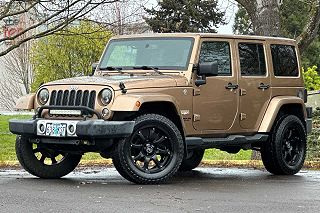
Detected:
left=99, top=37, right=194, bottom=71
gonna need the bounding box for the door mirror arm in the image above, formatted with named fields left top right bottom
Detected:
left=195, top=75, right=207, bottom=86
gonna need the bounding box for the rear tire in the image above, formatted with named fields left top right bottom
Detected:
left=179, top=149, right=204, bottom=171
left=261, top=115, right=306, bottom=175
left=16, top=136, right=82, bottom=178
left=112, top=114, right=184, bottom=184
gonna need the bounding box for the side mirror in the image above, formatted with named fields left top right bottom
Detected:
left=198, top=61, right=218, bottom=76
left=91, top=62, right=99, bottom=76
left=195, top=61, right=218, bottom=86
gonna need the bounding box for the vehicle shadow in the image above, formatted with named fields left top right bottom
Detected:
left=15, top=167, right=308, bottom=187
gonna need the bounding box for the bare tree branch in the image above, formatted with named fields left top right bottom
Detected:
left=0, top=0, right=119, bottom=57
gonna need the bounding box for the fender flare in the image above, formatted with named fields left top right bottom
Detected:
left=15, top=93, right=35, bottom=110
left=111, top=93, right=186, bottom=135
left=258, top=96, right=307, bottom=132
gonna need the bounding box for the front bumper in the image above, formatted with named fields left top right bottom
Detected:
left=9, top=119, right=135, bottom=139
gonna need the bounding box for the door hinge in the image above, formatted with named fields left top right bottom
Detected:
left=193, top=114, right=200, bottom=122
left=193, top=88, right=200, bottom=96
left=240, top=113, right=247, bottom=121
left=240, top=89, right=247, bottom=96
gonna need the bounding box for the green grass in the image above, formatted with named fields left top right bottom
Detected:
left=204, top=149, right=252, bottom=160
left=0, top=115, right=251, bottom=163
left=0, top=115, right=32, bottom=162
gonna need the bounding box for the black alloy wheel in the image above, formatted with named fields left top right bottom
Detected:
left=261, top=115, right=306, bottom=175
left=112, top=114, right=184, bottom=184
left=16, top=136, right=82, bottom=178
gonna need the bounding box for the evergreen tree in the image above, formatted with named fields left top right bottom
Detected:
left=144, top=0, right=225, bottom=33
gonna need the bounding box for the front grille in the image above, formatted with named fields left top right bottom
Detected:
left=49, top=90, right=96, bottom=109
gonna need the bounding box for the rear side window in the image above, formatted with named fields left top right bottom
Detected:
left=199, top=41, right=232, bottom=76
left=271, top=44, right=298, bottom=77
left=238, top=43, right=266, bottom=76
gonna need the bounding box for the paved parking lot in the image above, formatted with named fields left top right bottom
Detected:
left=0, top=167, right=320, bottom=213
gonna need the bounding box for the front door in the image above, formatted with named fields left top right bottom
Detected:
left=193, top=39, right=238, bottom=131
left=236, top=41, right=271, bottom=130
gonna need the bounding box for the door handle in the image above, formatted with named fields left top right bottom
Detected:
left=258, top=83, right=270, bottom=90
left=225, top=82, right=239, bottom=90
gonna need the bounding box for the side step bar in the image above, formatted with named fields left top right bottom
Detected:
left=185, top=134, right=269, bottom=150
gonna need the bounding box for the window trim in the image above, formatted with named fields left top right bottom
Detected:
left=238, top=42, right=268, bottom=78
left=198, top=40, right=233, bottom=77
left=99, top=37, right=195, bottom=71
left=270, top=44, right=300, bottom=79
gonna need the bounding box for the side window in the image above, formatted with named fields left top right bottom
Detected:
left=199, top=41, right=232, bottom=76
left=271, top=44, right=298, bottom=76
left=238, top=43, right=266, bottom=76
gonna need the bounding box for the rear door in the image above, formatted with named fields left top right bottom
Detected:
left=236, top=41, right=271, bottom=130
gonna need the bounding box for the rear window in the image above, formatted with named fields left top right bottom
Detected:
left=271, top=44, right=298, bottom=77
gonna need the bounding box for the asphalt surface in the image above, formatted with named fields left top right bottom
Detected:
left=0, top=167, right=320, bottom=213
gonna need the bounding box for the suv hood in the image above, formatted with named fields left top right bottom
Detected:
left=42, top=74, right=189, bottom=90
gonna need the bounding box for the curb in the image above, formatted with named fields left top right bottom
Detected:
left=2, top=160, right=320, bottom=170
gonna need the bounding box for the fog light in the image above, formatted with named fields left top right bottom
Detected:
left=102, top=108, right=110, bottom=117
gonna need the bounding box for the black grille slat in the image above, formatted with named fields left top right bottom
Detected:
left=82, top=90, right=89, bottom=107
left=49, top=89, right=96, bottom=109
left=50, top=90, right=57, bottom=105
left=69, top=90, right=76, bottom=106
left=75, top=90, right=82, bottom=106
left=62, top=90, right=69, bottom=105
left=88, top=91, right=96, bottom=109
left=56, top=90, right=63, bottom=105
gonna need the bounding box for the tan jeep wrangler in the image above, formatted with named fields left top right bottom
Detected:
left=9, top=33, right=312, bottom=184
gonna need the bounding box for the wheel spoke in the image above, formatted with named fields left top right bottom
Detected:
left=131, top=144, right=143, bottom=149
left=51, top=157, right=57, bottom=164
left=40, top=155, right=46, bottom=163
left=133, top=152, right=144, bottom=161
left=143, top=157, right=151, bottom=170
left=138, top=131, right=146, bottom=142
left=156, top=147, right=170, bottom=155
left=152, top=155, right=162, bottom=168
left=149, top=128, right=156, bottom=141
left=33, top=148, right=40, bottom=154
left=154, top=136, right=166, bottom=144
left=287, top=129, right=293, bottom=139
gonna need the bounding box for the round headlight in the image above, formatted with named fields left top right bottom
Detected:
left=100, top=89, right=112, bottom=105
left=38, top=88, right=49, bottom=105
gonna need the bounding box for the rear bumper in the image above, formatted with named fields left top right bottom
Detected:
left=9, top=119, right=135, bottom=139
left=306, top=106, right=312, bottom=134
left=306, top=118, right=312, bottom=134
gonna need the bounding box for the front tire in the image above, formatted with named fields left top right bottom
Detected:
left=16, top=136, right=82, bottom=178
left=112, top=114, right=184, bottom=184
left=261, top=115, right=306, bottom=175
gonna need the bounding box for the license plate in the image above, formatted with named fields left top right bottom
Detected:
left=45, top=123, right=67, bottom=137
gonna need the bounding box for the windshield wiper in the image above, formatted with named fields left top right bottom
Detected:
left=133, top=66, right=163, bottom=75
left=99, top=66, right=123, bottom=74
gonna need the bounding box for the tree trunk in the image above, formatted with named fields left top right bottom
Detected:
left=237, top=0, right=281, bottom=36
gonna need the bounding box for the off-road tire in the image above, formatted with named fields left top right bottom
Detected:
left=261, top=115, right=306, bottom=175
left=179, top=149, right=205, bottom=171
left=112, top=114, right=184, bottom=184
left=16, top=135, right=82, bottom=178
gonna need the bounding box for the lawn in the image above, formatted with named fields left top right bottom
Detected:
left=0, top=115, right=252, bottom=164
